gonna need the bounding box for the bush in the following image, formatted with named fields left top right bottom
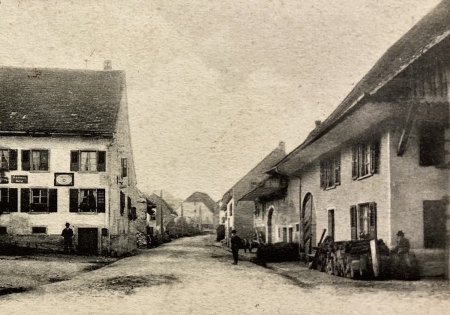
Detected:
left=216, top=225, right=225, bottom=242
left=256, top=242, right=300, bottom=263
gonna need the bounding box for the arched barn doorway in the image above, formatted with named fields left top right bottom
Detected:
left=302, top=193, right=315, bottom=254
left=267, top=207, right=274, bottom=244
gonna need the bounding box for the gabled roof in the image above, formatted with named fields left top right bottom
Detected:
left=276, top=0, right=450, bottom=170
left=184, top=192, right=217, bottom=213
left=146, top=193, right=177, bottom=216
left=0, top=67, right=125, bottom=136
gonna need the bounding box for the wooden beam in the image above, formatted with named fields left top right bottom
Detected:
left=397, top=100, right=419, bottom=156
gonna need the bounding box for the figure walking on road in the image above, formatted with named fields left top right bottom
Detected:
left=230, top=229, right=241, bottom=265
left=61, top=222, right=74, bottom=254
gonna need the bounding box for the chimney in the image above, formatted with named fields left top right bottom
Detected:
left=315, top=120, right=321, bottom=128
left=104, top=60, right=112, bottom=70
left=278, top=141, right=286, bottom=152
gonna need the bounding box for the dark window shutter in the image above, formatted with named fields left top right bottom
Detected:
left=351, top=146, right=358, bottom=179
left=350, top=205, right=357, bottom=240
left=9, top=150, right=17, bottom=171
left=69, top=189, right=79, bottom=212
left=40, top=150, right=49, bottom=170
left=97, top=189, right=106, bottom=213
left=97, top=151, right=106, bottom=172
left=335, top=154, right=341, bottom=185
left=369, top=202, right=377, bottom=239
left=70, top=151, right=79, bottom=171
left=48, top=189, right=58, bottom=212
left=120, top=191, right=125, bottom=215
left=319, top=161, right=324, bottom=189
left=21, top=188, right=30, bottom=212
left=21, top=150, right=30, bottom=171
left=370, top=140, right=380, bottom=174
left=9, top=188, right=18, bottom=212
left=127, top=196, right=132, bottom=220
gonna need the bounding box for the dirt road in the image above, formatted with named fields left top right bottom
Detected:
left=0, top=235, right=449, bottom=314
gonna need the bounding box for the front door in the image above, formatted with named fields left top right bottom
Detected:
left=302, top=193, right=315, bottom=254
left=77, top=228, right=99, bottom=255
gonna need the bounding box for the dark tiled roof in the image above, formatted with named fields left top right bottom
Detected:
left=0, top=67, right=125, bottom=136
left=185, top=192, right=217, bottom=213
left=146, top=193, right=177, bottom=216
left=277, top=0, right=450, bottom=167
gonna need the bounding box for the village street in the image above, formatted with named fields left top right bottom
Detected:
left=0, top=235, right=449, bottom=315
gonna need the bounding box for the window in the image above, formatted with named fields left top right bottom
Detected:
left=69, top=189, right=105, bottom=213
left=0, top=149, right=17, bottom=171
left=352, top=139, right=379, bottom=179
left=32, top=226, right=47, bottom=234
left=121, top=158, right=128, bottom=178
left=423, top=200, right=446, bottom=248
left=70, top=150, right=106, bottom=172
left=350, top=202, right=377, bottom=240
left=22, top=150, right=49, bottom=171
left=120, top=191, right=125, bottom=216
left=0, top=188, right=18, bottom=213
left=288, top=227, right=293, bottom=243
left=282, top=227, right=288, bottom=242
left=320, top=153, right=340, bottom=189
left=21, top=188, right=57, bottom=213
left=419, top=124, right=445, bottom=166
left=0, top=226, right=7, bottom=235
left=328, top=210, right=335, bottom=240
left=229, top=203, right=233, bottom=216
left=296, top=223, right=300, bottom=232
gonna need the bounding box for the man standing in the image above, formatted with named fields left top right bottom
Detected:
left=230, top=230, right=242, bottom=265
left=61, top=222, right=74, bottom=254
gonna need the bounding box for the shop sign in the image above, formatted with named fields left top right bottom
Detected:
left=11, top=175, right=28, bottom=184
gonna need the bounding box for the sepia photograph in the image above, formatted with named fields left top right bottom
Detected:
left=0, top=0, right=450, bottom=314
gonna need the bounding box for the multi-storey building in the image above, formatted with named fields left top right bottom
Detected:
left=0, top=65, right=140, bottom=256
left=271, top=0, right=450, bottom=277
left=221, top=142, right=286, bottom=243
left=176, top=192, right=217, bottom=232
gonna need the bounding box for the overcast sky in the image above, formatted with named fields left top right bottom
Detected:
left=0, top=0, right=441, bottom=200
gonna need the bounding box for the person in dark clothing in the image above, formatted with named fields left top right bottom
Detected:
left=61, top=222, right=74, bottom=253
left=230, top=230, right=242, bottom=265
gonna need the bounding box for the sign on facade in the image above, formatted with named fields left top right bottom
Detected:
left=11, top=175, right=28, bottom=183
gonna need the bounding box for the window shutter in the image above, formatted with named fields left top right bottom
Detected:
left=335, top=154, right=341, bottom=185
left=97, top=151, right=106, bottom=172
left=97, top=189, right=106, bottom=213
left=9, top=150, right=17, bottom=170
left=9, top=188, right=18, bottom=212
left=320, top=161, right=325, bottom=189
left=70, top=151, right=79, bottom=171
left=21, top=188, right=30, bottom=212
left=127, top=196, right=132, bottom=220
left=351, top=146, right=358, bottom=179
left=21, top=150, right=30, bottom=171
left=370, top=140, right=380, bottom=174
left=69, top=189, right=79, bottom=212
left=120, top=191, right=125, bottom=216
left=350, top=205, right=357, bottom=240
left=48, top=189, right=58, bottom=212
left=369, top=202, right=377, bottom=239
left=40, top=150, right=49, bottom=170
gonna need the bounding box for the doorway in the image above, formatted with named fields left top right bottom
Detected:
left=267, top=208, right=274, bottom=244
left=77, top=228, right=99, bottom=255
left=302, top=193, right=315, bottom=254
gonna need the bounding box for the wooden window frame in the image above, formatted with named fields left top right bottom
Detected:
left=0, top=149, right=18, bottom=171
left=22, top=188, right=58, bottom=213
left=22, top=149, right=50, bottom=172
left=320, top=152, right=341, bottom=190
left=352, top=138, right=380, bottom=180
left=31, top=226, right=47, bottom=234
left=70, top=150, right=106, bottom=172
left=0, top=188, right=18, bottom=213
left=69, top=188, right=106, bottom=213
left=121, top=158, right=128, bottom=178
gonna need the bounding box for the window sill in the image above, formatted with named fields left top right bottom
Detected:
left=77, top=171, right=100, bottom=174
left=29, top=170, right=50, bottom=173
left=355, top=173, right=373, bottom=181
left=76, top=211, right=101, bottom=215
left=324, top=185, right=337, bottom=191
left=28, top=212, right=53, bottom=214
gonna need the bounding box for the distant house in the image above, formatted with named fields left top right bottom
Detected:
left=145, top=193, right=177, bottom=236
left=0, top=64, right=140, bottom=256
left=176, top=192, right=217, bottom=232
left=221, top=142, right=286, bottom=243
left=272, top=0, right=450, bottom=277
